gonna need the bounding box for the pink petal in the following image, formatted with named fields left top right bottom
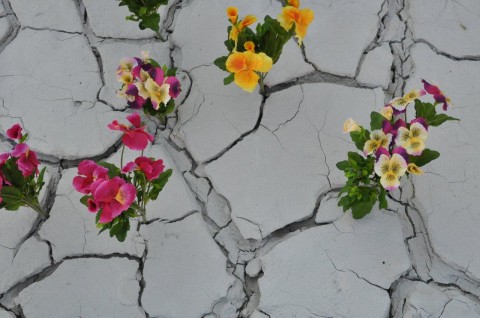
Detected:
left=11, top=143, right=28, bottom=157
left=126, top=113, right=142, bottom=128
left=122, top=162, right=137, bottom=173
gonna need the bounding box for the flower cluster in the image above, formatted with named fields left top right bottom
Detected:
left=73, top=113, right=172, bottom=241
left=116, top=51, right=181, bottom=122
left=0, top=124, right=47, bottom=217
left=337, top=80, right=459, bottom=219
left=214, top=0, right=314, bottom=93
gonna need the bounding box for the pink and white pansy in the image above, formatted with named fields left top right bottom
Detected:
left=363, top=130, right=392, bottom=155
left=374, top=147, right=408, bottom=191
left=395, top=118, right=428, bottom=156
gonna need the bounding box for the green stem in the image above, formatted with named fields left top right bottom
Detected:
left=120, top=145, right=125, bottom=169
left=155, top=31, right=164, bottom=41
left=259, top=73, right=267, bottom=95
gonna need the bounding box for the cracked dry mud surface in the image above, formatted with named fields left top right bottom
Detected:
left=0, top=0, right=480, bottom=317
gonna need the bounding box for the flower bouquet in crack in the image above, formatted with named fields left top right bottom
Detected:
left=117, top=0, right=168, bottom=38
left=73, top=113, right=172, bottom=242
left=214, top=0, right=314, bottom=94
left=116, top=51, right=181, bottom=124
left=337, top=80, right=459, bottom=219
left=0, top=124, right=47, bottom=218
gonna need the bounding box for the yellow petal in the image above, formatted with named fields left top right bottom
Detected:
left=374, top=154, right=390, bottom=177
left=226, top=52, right=247, bottom=73
left=227, top=6, right=238, bottom=24
left=407, top=163, right=424, bottom=175
left=381, top=172, right=401, bottom=191
left=277, top=6, right=299, bottom=31
left=287, top=0, right=300, bottom=8
left=243, top=51, right=263, bottom=71
left=244, top=41, right=256, bottom=53
left=380, top=106, right=393, bottom=121
left=403, top=89, right=424, bottom=102
left=234, top=70, right=260, bottom=93
left=241, top=15, right=257, bottom=28
left=256, top=53, right=273, bottom=73
left=390, top=154, right=408, bottom=176
left=343, top=118, right=360, bottom=134
left=363, top=140, right=379, bottom=155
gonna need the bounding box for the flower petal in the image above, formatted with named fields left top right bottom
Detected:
left=234, top=70, right=260, bottom=93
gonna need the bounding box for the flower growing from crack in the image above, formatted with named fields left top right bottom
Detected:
left=226, top=51, right=272, bottom=92
left=277, top=0, right=314, bottom=45
left=422, top=79, right=452, bottom=111
left=395, top=118, right=428, bottom=156
left=108, top=113, right=154, bottom=151
left=343, top=118, right=361, bottom=134
left=122, top=156, right=165, bottom=181
left=73, top=160, right=109, bottom=195
left=89, top=176, right=136, bottom=223
left=374, top=147, right=408, bottom=191
left=363, top=130, right=392, bottom=155
left=11, top=143, right=39, bottom=177
left=389, top=89, right=426, bottom=113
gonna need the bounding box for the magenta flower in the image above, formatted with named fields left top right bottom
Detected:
left=6, top=124, right=23, bottom=140
left=11, top=143, right=39, bottom=177
left=422, top=79, right=452, bottom=111
left=73, top=160, right=109, bottom=194
left=90, top=177, right=136, bottom=223
left=122, top=156, right=165, bottom=181
left=0, top=152, right=10, bottom=203
left=166, top=76, right=181, bottom=98
left=108, top=113, right=154, bottom=151
left=382, top=119, right=406, bottom=139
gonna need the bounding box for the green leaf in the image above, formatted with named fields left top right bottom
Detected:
left=351, top=191, right=376, bottom=219
left=149, top=169, right=172, bottom=200
left=80, top=195, right=90, bottom=207
left=165, top=99, right=176, bottom=114
left=97, top=161, right=121, bottom=178
left=370, top=112, right=384, bottom=130
left=214, top=56, right=228, bottom=72
left=2, top=158, right=25, bottom=187
left=336, top=160, right=350, bottom=171
left=415, top=100, right=436, bottom=122
left=378, top=188, right=388, bottom=210
left=0, top=186, right=25, bottom=211
left=428, top=114, right=460, bottom=127
left=409, top=149, right=440, bottom=167
left=95, top=209, right=103, bottom=224
left=223, top=73, right=234, bottom=85
left=350, top=128, right=369, bottom=151
left=166, top=67, right=177, bottom=77
left=36, top=166, right=47, bottom=193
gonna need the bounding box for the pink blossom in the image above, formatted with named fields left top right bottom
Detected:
left=91, top=177, right=136, bottom=223
left=122, top=156, right=165, bottom=181
left=6, top=124, right=22, bottom=140
left=73, top=160, right=109, bottom=194
left=166, top=76, right=181, bottom=98
left=11, top=143, right=39, bottom=177
left=422, top=79, right=452, bottom=111
left=108, top=113, right=154, bottom=151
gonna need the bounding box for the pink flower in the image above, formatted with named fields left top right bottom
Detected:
left=422, top=79, right=452, bottom=111
left=6, top=124, right=23, bottom=140
left=11, top=143, right=39, bottom=177
left=0, top=153, right=8, bottom=203
left=122, top=156, right=165, bottom=181
left=166, top=76, right=181, bottom=98
left=73, top=160, right=109, bottom=194
left=108, top=113, right=154, bottom=151
left=91, top=177, right=136, bottom=223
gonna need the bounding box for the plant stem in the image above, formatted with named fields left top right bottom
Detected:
left=155, top=31, right=164, bottom=41
left=27, top=198, right=47, bottom=219
left=120, top=145, right=125, bottom=169
left=259, top=73, right=266, bottom=95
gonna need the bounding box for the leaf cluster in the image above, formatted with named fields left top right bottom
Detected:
left=118, top=0, right=168, bottom=32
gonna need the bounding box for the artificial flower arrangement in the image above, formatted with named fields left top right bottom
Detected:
left=337, top=80, right=459, bottom=219
left=116, top=51, right=181, bottom=122
left=73, top=113, right=172, bottom=241
left=0, top=124, right=47, bottom=218
left=214, top=0, right=314, bottom=93
left=118, top=0, right=168, bottom=34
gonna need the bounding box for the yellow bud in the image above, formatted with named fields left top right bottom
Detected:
left=343, top=118, right=361, bottom=134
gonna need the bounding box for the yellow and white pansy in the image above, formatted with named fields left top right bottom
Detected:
left=144, top=78, right=171, bottom=110
left=343, top=118, right=361, bottom=134
left=395, top=118, right=428, bottom=156
left=374, top=147, right=408, bottom=191
left=363, top=130, right=392, bottom=155
left=407, top=163, right=423, bottom=175
left=389, top=89, right=426, bottom=112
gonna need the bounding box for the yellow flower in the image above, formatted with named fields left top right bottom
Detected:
left=363, top=130, right=392, bottom=155
left=226, top=51, right=273, bottom=92
left=144, top=78, right=171, bottom=110
left=287, top=0, right=300, bottom=8
left=244, top=41, right=256, bottom=53
left=227, top=6, right=238, bottom=24
left=229, top=14, right=258, bottom=49
left=343, top=118, right=361, bottom=134
left=380, top=106, right=393, bottom=121
left=395, top=122, right=428, bottom=156
left=407, top=163, right=423, bottom=175
left=117, top=71, right=133, bottom=85
left=277, top=6, right=314, bottom=45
